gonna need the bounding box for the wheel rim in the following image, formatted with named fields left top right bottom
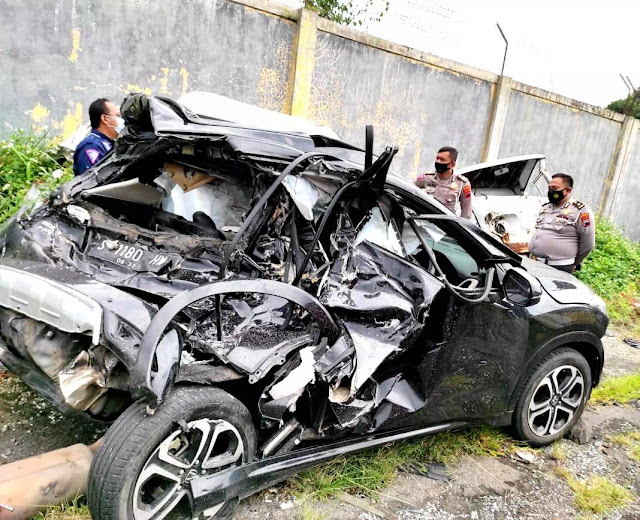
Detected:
left=132, top=418, right=244, bottom=520
left=528, top=364, right=585, bottom=437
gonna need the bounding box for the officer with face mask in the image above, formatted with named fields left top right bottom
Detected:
left=415, top=146, right=473, bottom=219
left=529, top=173, right=595, bottom=273
left=73, top=98, right=125, bottom=176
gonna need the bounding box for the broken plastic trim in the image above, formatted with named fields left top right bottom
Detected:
left=132, top=279, right=340, bottom=403
left=189, top=420, right=468, bottom=514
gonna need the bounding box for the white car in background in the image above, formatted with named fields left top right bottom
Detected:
left=458, top=154, right=550, bottom=254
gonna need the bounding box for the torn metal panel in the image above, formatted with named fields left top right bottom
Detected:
left=58, top=350, right=107, bottom=411
left=281, top=175, right=319, bottom=221
left=320, top=241, right=444, bottom=395
left=268, top=346, right=316, bottom=406
left=354, top=207, right=405, bottom=257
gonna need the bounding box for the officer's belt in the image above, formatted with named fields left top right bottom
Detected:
left=533, top=256, right=575, bottom=266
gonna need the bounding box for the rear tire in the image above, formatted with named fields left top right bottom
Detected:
left=513, top=348, right=591, bottom=447
left=88, top=386, right=256, bottom=520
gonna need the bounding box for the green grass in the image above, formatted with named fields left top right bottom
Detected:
left=576, top=218, right=640, bottom=333
left=564, top=474, right=635, bottom=515
left=30, top=498, right=90, bottom=520
left=287, top=426, right=517, bottom=499
left=590, top=373, right=640, bottom=405
left=549, top=441, right=567, bottom=461
left=608, top=429, right=640, bottom=462
left=0, top=130, right=72, bottom=224
left=301, top=502, right=327, bottom=520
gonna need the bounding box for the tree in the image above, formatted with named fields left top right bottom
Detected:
left=304, top=0, right=389, bottom=26
left=606, top=95, right=640, bottom=119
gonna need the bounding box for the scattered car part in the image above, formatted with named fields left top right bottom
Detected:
left=0, top=440, right=101, bottom=520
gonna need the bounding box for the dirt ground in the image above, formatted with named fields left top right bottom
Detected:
left=1, top=328, right=639, bottom=519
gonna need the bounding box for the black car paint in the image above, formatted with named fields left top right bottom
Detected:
left=0, top=94, right=607, bottom=510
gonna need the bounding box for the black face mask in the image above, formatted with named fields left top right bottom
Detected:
left=434, top=162, right=450, bottom=174
left=547, top=188, right=565, bottom=204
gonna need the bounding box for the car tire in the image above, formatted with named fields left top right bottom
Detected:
left=88, top=386, right=257, bottom=520
left=513, top=348, right=591, bottom=447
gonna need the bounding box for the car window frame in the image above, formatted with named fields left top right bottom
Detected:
left=384, top=183, right=512, bottom=268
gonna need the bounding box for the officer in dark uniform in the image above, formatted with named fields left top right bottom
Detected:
left=529, top=173, right=595, bottom=273
left=73, top=98, right=123, bottom=176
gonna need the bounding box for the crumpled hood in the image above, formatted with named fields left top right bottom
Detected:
left=521, top=257, right=607, bottom=311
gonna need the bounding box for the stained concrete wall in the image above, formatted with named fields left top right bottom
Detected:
left=499, top=88, right=622, bottom=209
left=0, top=0, right=295, bottom=136
left=0, top=0, right=638, bottom=239
left=308, top=30, right=494, bottom=173
left=608, top=121, right=640, bottom=240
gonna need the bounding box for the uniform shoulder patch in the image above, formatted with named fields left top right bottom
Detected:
left=463, top=184, right=472, bottom=198
left=579, top=212, right=591, bottom=227
left=85, top=148, right=101, bottom=165
left=572, top=200, right=585, bottom=210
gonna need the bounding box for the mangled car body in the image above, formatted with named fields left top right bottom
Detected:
left=0, top=95, right=607, bottom=519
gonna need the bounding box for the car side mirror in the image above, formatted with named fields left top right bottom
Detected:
left=503, top=267, right=542, bottom=306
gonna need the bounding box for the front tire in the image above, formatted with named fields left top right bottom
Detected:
left=88, top=386, right=256, bottom=520
left=513, top=348, right=591, bottom=447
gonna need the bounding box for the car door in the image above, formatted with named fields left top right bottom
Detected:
left=374, top=186, right=533, bottom=430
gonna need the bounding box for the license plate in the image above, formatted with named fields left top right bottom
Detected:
left=88, top=240, right=175, bottom=272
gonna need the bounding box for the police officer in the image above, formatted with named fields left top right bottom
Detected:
left=529, top=173, right=595, bottom=273
left=415, top=146, right=472, bottom=219
left=73, top=98, right=124, bottom=176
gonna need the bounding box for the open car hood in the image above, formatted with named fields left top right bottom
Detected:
left=458, top=154, right=546, bottom=195
left=460, top=155, right=547, bottom=254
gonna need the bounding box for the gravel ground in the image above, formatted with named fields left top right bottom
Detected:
left=1, top=328, right=640, bottom=519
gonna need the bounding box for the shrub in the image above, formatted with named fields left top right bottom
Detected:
left=0, top=130, right=72, bottom=223
left=576, top=218, right=640, bottom=329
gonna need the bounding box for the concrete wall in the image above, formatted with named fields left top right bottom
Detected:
left=0, top=0, right=638, bottom=239
left=308, top=30, right=494, bottom=172
left=499, top=87, right=622, bottom=209
left=0, top=0, right=296, bottom=135
left=607, top=120, right=640, bottom=240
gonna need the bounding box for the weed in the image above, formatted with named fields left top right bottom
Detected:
left=608, top=429, right=640, bottom=462
left=565, top=475, right=634, bottom=515
left=549, top=441, right=566, bottom=461
left=0, top=130, right=72, bottom=224
left=577, top=219, right=640, bottom=301
left=591, top=373, right=640, bottom=405
left=300, top=502, right=327, bottom=520
left=31, top=497, right=90, bottom=519
left=288, top=426, right=516, bottom=499
left=576, top=218, right=640, bottom=332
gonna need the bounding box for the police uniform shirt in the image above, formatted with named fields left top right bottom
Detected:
left=73, top=130, right=114, bottom=176
left=529, top=198, right=596, bottom=265
left=415, top=171, right=473, bottom=219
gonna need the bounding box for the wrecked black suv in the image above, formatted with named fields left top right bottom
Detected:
left=0, top=94, right=607, bottom=519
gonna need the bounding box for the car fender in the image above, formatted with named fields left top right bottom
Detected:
left=507, top=330, right=604, bottom=412
left=132, top=279, right=341, bottom=403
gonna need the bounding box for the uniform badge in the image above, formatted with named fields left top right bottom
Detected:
left=580, top=213, right=591, bottom=227
left=562, top=208, right=570, bottom=215
left=86, top=149, right=100, bottom=164
left=463, top=185, right=472, bottom=198
left=450, top=182, right=458, bottom=190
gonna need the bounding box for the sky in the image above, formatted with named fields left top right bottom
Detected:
left=280, top=0, right=640, bottom=108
